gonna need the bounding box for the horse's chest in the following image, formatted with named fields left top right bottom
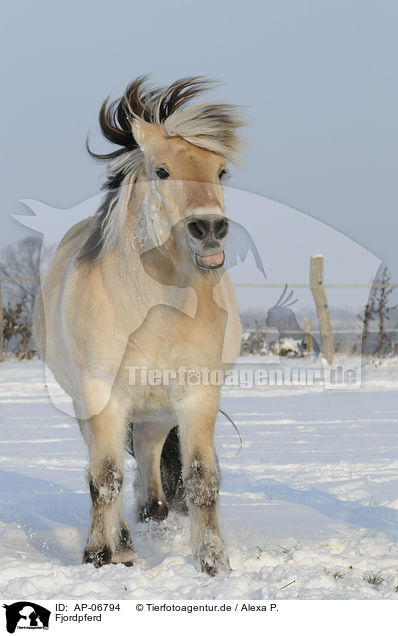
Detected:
left=120, top=301, right=229, bottom=407
left=131, top=302, right=227, bottom=359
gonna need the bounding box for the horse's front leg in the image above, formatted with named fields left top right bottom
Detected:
left=175, top=387, right=230, bottom=577
left=80, top=397, right=136, bottom=568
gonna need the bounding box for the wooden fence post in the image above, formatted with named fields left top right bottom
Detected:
left=304, top=317, right=313, bottom=354
left=310, top=255, right=334, bottom=364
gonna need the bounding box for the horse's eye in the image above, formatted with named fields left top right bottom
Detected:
left=218, top=168, right=227, bottom=180
left=156, top=167, right=170, bottom=180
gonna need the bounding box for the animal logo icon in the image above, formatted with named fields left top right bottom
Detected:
left=2, top=602, right=50, bottom=633
left=265, top=284, right=320, bottom=359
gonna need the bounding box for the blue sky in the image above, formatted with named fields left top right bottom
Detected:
left=1, top=0, right=397, bottom=291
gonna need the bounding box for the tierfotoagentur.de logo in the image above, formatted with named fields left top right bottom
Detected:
left=2, top=602, right=51, bottom=633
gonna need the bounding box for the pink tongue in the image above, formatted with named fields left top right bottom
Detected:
left=201, top=252, right=224, bottom=266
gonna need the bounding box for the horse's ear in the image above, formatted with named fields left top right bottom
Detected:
left=131, top=118, right=166, bottom=154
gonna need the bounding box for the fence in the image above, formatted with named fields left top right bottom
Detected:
left=0, top=272, right=397, bottom=361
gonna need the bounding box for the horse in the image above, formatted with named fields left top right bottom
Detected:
left=33, top=76, right=244, bottom=576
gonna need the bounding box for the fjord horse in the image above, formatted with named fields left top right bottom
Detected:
left=33, top=77, right=244, bottom=576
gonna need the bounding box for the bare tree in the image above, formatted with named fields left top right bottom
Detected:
left=358, top=290, right=376, bottom=353
left=2, top=301, right=35, bottom=359
left=359, top=266, right=397, bottom=357
left=0, top=235, right=44, bottom=359
left=0, top=235, right=42, bottom=313
left=374, top=267, right=397, bottom=356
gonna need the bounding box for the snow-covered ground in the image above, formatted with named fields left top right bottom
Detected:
left=1, top=356, right=398, bottom=599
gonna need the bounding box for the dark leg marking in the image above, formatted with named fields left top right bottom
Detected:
left=184, top=456, right=219, bottom=508
left=118, top=525, right=134, bottom=550
left=114, top=524, right=136, bottom=567
left=89, top=457, right=123, bottom=507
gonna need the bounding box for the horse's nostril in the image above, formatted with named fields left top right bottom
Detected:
left=214, top=218, right=229, bottom=239
left=187, top=219, right=210, bottom=240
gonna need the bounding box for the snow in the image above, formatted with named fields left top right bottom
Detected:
left=1, top=356, right=398, bottom=599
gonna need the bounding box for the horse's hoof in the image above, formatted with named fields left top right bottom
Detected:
left=138, top=499, right=169, bottom=522
left=111, top=548, right=137, bottom=567
left=200, top=556, right=231, bottom=577
left=82, top=545, right=112, bottom=568
left=198, top=536, right=231, bottom=577
left=202, top=562, right=218, bottom=577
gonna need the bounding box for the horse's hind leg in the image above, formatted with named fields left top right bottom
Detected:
left=78, top=400, right=136, bottom=568
left=132, top=418, right=175, bottom=522
left=160, top=426, right=187, bottom=514
left=175, top=388, right=230, bottom=577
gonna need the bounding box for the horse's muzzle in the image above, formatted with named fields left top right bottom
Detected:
left=194, top=250, right=225, bottom=269
left=186, top=215, right=229, bottom=270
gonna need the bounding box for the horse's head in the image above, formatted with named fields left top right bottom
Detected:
left=83, top=77, right=245, bottom=271
left=133, top=120, right=229, bottom=271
